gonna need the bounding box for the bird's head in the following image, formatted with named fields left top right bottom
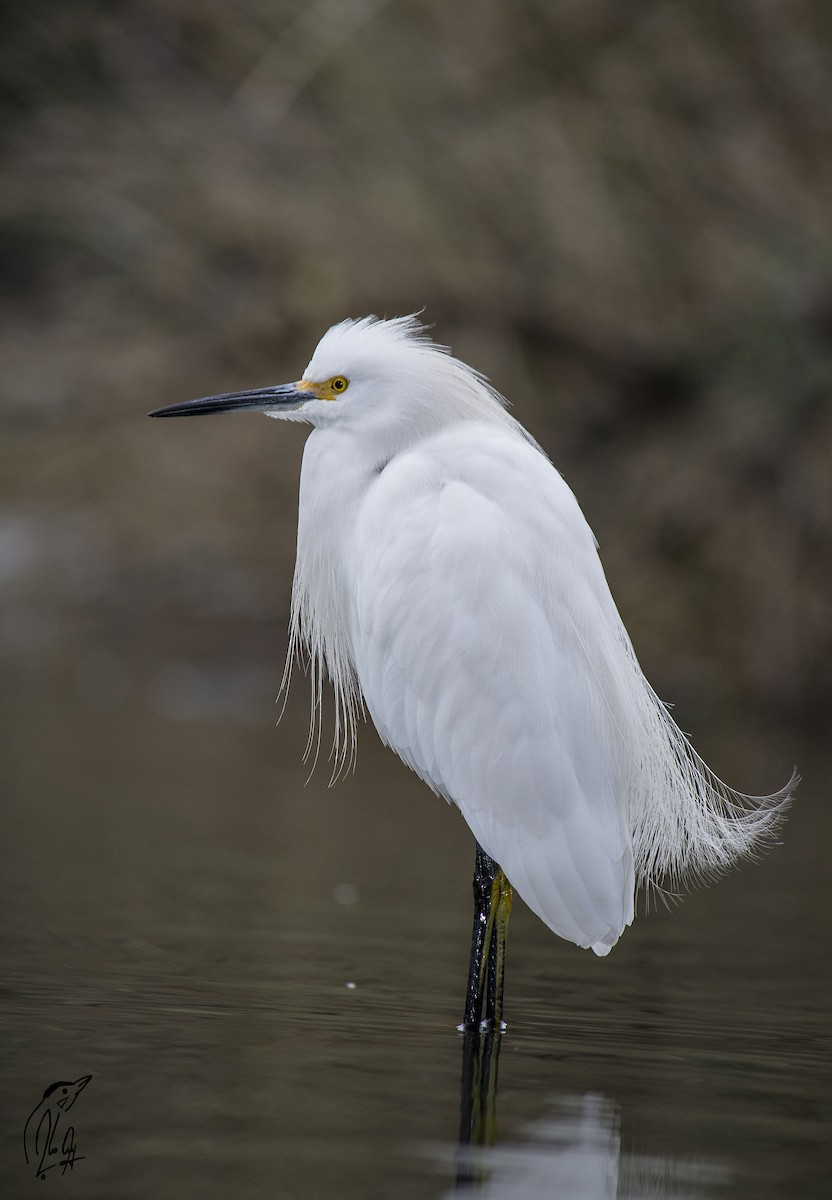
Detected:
left=150, top=315, right=514, bottom=452
left=41, top=1075, right=91, bottom=1112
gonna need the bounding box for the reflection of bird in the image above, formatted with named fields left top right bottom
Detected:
left=24, top=1075, right=91, bottom=1170
left=151, top=315, right=794, bottom=1027
left=451, top=1092, right=721, bottom=1200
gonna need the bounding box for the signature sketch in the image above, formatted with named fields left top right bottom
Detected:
left=23, top=1075, right=91, bottom=1180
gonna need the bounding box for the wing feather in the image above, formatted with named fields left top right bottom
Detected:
left=348, top=423, right=635, bottom=951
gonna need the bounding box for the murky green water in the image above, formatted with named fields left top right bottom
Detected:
left=1, top=636, right=828, bottom=1198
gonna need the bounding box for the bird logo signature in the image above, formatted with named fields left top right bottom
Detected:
left=23, top=1074, right=91, bottom=1180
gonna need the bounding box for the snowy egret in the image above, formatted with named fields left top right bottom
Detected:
left=150, top=315, right=793, bottom=1029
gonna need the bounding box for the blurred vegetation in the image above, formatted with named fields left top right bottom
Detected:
left=1, top=0, right=830, bottom=736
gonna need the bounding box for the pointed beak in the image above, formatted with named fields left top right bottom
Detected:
left=148, top=382, right=310, bottom=418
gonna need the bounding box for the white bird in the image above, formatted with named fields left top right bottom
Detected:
left=150, top=315, right=794, bottom=1028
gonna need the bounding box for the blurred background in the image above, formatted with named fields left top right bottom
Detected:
left=2, top=0, right=831, bottom=723
left=1, top=2, right=830, bottom=1198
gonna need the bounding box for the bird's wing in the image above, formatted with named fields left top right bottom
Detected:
left=348, top=423, right=635, bottom=952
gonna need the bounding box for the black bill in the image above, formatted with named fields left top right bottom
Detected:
left=149, top=383, right=309, bottom=418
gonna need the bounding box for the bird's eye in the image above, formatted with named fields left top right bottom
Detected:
left=330, top=376, right=348, bottom=393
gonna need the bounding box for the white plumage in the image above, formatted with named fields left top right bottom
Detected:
left=153, top=314, right=793, bottom=964
left=277, top=315, right=791, bottom=955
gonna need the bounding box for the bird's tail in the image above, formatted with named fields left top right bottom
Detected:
left=623, top=651, right=795, bottom=894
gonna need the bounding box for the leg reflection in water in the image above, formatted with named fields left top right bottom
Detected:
left=456, top=1026, right=503, bottom=1188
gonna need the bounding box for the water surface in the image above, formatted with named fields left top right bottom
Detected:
left=1, top=635, right=828, bottom=1198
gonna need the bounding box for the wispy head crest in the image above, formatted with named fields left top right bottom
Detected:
left=309, top=312, right=445, bottom=365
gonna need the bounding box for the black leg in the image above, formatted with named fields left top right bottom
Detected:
left=462, top=843, right=495, bottom=1029
left=488, top=868, right=512, bottom=1029
left=461, top=842, right=512, bottom=1030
